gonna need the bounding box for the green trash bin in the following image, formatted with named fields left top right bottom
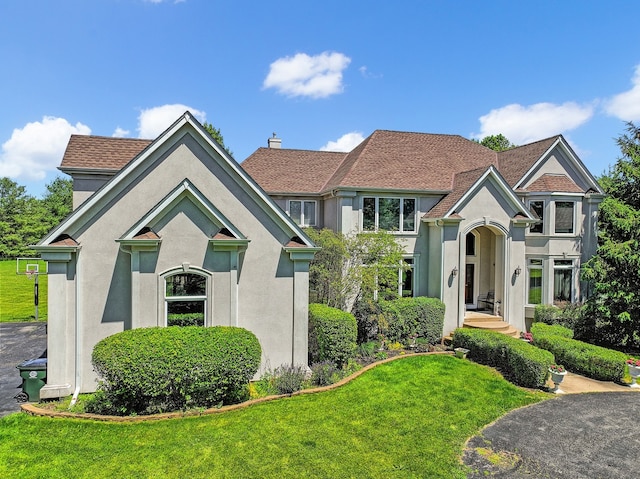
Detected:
left=16, top=357, right=47, bottom=402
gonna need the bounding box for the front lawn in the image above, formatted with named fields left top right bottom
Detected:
left=0, top=355, right=548, bottom=478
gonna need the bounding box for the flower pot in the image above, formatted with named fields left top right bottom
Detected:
left=549, top=369, right=567, bottom=394
left=454, top=347, right=469, bottom=359
left=628, top=364, right=640, bottom=388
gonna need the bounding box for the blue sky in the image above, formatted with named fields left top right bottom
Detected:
left=1, top=0, right=639, bottom=198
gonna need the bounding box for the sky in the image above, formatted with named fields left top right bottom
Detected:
left=1, top=0, right=639, bottom=198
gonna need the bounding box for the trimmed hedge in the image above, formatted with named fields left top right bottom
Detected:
left=378, top=297, right=446, bottom=344
left=89, top=326, right=261, bottom=415
left=531, top=322, right=627, bottom=382
left=309, top=303, right=357, bottom=367
left=452, top=328, right=554, bottom=389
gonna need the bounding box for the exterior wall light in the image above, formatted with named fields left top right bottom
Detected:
left=515, top=266, right=522, bottom=276
left=452, top=266, right=458, bottom=277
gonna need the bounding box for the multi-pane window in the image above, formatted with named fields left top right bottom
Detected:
left=528, top=259, right=543, bottom=304
left=288, top=200, right=316, bottom=227
left=555, top=201, right=574, bottom=234
left=165, top=273, right=206, bottom=326
left=362, top=197, right=416, bottom=233
left=553, top=259, right=573, bottom=305
left=529, top=201, right=544, bottom=233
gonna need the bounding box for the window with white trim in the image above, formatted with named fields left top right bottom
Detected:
left=362, top=197, right=416, bottom=233
left=165, top=272, right=207, bottom=326
left=529, top=200, right=544, bottom=234
left=527, top=259, right=543, bottom=304
left=288, top=200, right=316, bottom=227
left=553, top=259, right=573, bottom=305
left=554, top=201, right=574, bottom=234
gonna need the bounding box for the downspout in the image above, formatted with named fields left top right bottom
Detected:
left=70, top=250, right=82, bottom=407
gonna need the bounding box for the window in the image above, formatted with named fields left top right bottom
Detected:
left=528, top=259, right=543, bottom=304
left=288, top=200, right=316, bottom=227
left=529, top=201, right=544, bottom=233
left=555, top=201, right=574, bottom=234
left=400, top=258, right=414, bottom=297
left=376, top=258, right=415, bottom=300
left=362, top=197, right=416, bottom=233
left=465, top=232, right=476, bottom=256
left=165, top=272, right=207, bottom=326
left=553, top=260, right=573, bottom=305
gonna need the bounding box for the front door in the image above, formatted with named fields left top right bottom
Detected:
left=465, top=264, right=475, bottom=305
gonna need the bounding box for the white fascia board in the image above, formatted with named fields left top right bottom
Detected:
left=444, top=166, right=534, bottom=220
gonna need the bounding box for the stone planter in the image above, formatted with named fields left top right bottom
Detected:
left=628, top=364, right=640, bottom=388
left=454, top=347, right=469, bottom=359
left=549, top=369, right=567, bottom=394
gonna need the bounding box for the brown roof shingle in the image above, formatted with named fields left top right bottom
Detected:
left=523, top=173, right=584, bottom=193
left=60, top=135, right=152, bottom=171
left=497, top=136, right=559, bottom=187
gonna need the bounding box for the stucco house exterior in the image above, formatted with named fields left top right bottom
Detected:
left=241, top=130, right=605, bottom=337
left=34, top=112, right=318, bottom=399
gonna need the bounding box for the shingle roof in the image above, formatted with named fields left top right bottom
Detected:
left=424, top=166, right=490, bottom=218
left=523, top=173, right=584, bottom=193
left=241, top=148, right=346, bottom=194
left=60, top=135, right=152, bottom=170
left=242, top=130, right=499, bottom=194
left=497, top=136, right=559, bottom=187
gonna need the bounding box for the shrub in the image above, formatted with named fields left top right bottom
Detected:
left=310, top=361, right=340, bottom=387
left=272, top=364, right=307, bottom=394
left=353, top=297, right=445, bottom=344
left=309, top=303, right=357, bottom=367
left=452, top=328, right=554, bottom=389
left=88, top=326, right=261, bottom=415
left=167, top=313, right=204, bottom=327
left=534, top=303, right=583, bottom=330
left=531, top=322, right=627, bottom=382
left=531, top=322, right=574, bottom=339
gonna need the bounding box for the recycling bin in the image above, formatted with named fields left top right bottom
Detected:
left=16, top=357, right=47, bottom=402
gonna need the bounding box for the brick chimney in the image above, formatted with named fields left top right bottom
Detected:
left=268, top=132, right=281, bottom=149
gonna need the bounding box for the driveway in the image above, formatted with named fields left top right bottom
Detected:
left=464, top=392, right=640, bottom=478
left=0, top=322, right=47, bottom=417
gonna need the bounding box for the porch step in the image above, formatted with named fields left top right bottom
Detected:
left=461, top=312, right=520, bottom=338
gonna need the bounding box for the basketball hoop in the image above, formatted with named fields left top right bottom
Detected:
left=26, top=271, right=36, bottom=281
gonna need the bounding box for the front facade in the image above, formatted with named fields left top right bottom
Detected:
left=35, top=113, right=317, bottom=398
left=242, top=131, right=605, bottom=336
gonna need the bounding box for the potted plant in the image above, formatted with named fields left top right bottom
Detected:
left=549, top=364, right=567, bottom=393
left=626, top=358, right=640, bottom=388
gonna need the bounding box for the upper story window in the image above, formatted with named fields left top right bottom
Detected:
left=288, top=200, right=316, bottom=227
left=165, top=272, right=207, bottom=326
left=529, top=200, right=544, bottom=234
left=554, top=201, right=574, bottom=234
left=362, top=197, right=416, bottom=233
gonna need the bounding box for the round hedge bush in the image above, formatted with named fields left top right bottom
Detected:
left=89, top=326, right=261, bottom=415
left=308, top=303, right=357, bottom=367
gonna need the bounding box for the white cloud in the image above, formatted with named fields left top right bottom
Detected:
left=0, top=117, right=91, bottom=181
left=112, top=127, right=130, bottom=138
left=474, top=102, right=594, bottom=144
left=320, top=132, right=364, bottom=152
left=137, top=104, right=206, bottom=138
left=604, top=64, right=640, bottom=121
left=263, top=51, right=351, bottom=99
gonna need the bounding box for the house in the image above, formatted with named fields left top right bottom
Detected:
left=241, top=130, right=604, bottom=336
left=33, top=112, right=318, bottom=399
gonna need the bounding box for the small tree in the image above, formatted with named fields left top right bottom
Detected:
left=306, top=228, right=407, bottom=311
left=202, top=121, right=233, bottom=156
left=473, top=134, right=516, bottom=152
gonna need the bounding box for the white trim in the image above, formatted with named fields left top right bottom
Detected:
left=161, top=266, right=211, bottom=327
left=361, top=195, right=417, bottom=233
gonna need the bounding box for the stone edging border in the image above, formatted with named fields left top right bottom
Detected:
left=21, top=351, right=452, bottom=422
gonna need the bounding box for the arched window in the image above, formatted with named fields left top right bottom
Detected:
left=164, top=272, right=207, bottom=326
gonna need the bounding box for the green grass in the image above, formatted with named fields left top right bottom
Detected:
left=0, top=355, right=548, bottom=478
left=0, top=259, right=47, bottom=322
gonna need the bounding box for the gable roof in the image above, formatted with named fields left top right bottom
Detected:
left=38, top=112, right=316, bottom=249
left=525, top=173, right=584, bottom=193
left=496, top=136, right=559, bottom=187
left=424, top=166, right=533, bottom=220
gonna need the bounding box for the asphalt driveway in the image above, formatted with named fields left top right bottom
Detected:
left=0, top=322, right=47, bottom=417
left=464, top=391, right=640, bottom=478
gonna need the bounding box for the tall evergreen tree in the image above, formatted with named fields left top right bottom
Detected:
left=581, top=122, right=640, bottom=348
